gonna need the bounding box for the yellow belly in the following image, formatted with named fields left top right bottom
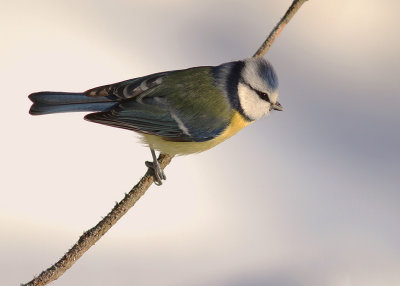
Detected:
left=142, top=111, right=251, bottom=155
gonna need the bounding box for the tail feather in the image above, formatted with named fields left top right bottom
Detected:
left=29, top=91, right=117, bottom=115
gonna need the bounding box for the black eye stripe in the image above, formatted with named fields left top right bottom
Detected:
left=241, top=81, right=271, bottom=102
left=255, top=90, right=270, bottom=102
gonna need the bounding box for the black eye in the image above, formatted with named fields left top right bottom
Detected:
left=256, top=90, right=270, bottom=102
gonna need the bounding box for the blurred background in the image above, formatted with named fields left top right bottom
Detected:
left=1, top=0, right=399, bottom=285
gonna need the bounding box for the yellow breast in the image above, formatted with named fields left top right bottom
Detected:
left=142, top=111, right=252, bottom=155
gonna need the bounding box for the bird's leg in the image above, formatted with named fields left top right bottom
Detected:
left=145, top=148, right=167, bottom=185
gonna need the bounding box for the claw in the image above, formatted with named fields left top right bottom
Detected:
left=146, top=148, right=166, bottom=186
left=145, top=161, right=166, bottom=185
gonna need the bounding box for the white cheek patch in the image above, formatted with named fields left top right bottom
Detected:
left=238, top=83, right=270, bottom=121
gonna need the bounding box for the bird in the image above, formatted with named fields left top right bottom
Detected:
left=29, top=57, right=282, bottom=185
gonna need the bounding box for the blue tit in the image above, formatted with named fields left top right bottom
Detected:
left=29, top=57, right=282, bottom=185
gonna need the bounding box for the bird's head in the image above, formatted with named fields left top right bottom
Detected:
left=237, top=57, right=281, bottom=121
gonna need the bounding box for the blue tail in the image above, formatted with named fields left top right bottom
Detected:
left=29, top=92, right=118, bottom=115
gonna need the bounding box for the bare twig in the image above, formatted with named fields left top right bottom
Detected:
left=253, top=0, right=308, bottom=57
left=22, top=154, right=174, bottom=286
left=22, top=1, right=308, bottom=285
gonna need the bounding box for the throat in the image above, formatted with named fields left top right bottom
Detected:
left=220, top=111, right=252, bottom=140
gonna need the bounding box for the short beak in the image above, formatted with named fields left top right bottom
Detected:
left=272, top=101, right=283, bottom=111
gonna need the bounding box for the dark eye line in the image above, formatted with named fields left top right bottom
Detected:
left=241, top=80, right=271, bottom=103
left=255, top=90, right=270, bottom=102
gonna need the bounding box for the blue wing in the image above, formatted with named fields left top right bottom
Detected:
left=84, top=68, right=231, bottom=142
left=85, top=97, right=194, bottom=142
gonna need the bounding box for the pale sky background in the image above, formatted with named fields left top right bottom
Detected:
left=1, top=0, right=400, bottom=285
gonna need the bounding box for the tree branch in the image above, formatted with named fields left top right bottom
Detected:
left=253, top=0, right=308, bottom=58
left=22, top=154, right=174, bottom=286
left=22, top=1, right=308, bottom=285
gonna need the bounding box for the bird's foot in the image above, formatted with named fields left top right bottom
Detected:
left=145, top=160, right=166, bottom=186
